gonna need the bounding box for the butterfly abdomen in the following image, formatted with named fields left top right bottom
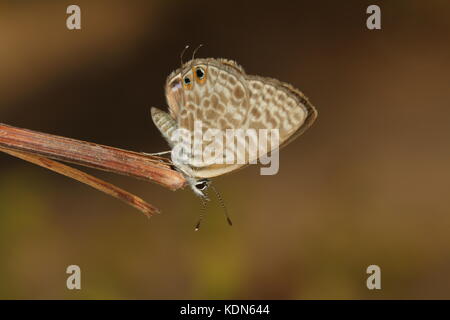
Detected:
left=151, top=107, right=178, bottom=146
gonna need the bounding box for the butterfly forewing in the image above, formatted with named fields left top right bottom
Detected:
left=157, top=58, right=317, bottom=179
left=244, top=76, right=317, bottom=150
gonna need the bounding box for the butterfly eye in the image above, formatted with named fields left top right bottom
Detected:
left=183, top=75, right=192, bottom=89
left=195, top=180, right=208, bottom=191
left=194, top=67, right=207, bottom=84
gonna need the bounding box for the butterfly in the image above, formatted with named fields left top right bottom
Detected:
left=151, top=53, right=317, bottom=228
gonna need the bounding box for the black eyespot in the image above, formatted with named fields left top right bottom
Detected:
left=183, top=76, right=191, bottom=85
left=195, top=181, right=208, bottom=190
left=195, top=67, right=205, bottom=79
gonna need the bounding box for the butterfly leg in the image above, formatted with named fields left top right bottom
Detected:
left=143, top=150, right=172, bottom=156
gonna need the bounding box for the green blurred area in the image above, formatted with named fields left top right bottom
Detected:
left=1, top=0, right=450, bottom=299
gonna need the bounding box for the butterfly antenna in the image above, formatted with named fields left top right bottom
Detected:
left=192, top=44, right=203, bottom=61
left=210, top=184, right=233, bottom=226
left=195, top=194, right=208, bottom=231
left=180, top=45, right=189, bottom=67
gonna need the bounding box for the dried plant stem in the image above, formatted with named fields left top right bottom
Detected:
left=0, top=123, right=186, bottom=216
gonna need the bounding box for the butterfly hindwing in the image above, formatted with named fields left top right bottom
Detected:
left=161, top=58, right=317, bottom=179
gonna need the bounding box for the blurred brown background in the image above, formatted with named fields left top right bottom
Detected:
left=0, top=0, right=449, bottom=299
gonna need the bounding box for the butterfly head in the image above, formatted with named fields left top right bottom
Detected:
left=189, top=177, right=210, bottom=198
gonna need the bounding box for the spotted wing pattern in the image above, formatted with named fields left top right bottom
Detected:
left=159, top=58, right=317, bottom=179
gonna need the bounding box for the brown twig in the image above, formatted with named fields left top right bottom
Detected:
left=0, top=123, right=186, bottom=216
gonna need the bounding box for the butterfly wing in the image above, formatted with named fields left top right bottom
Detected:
left=165, top=59, right=251, bottom=178
left=244, top=75, right=317, bottom=150
left=164, top=58, right=317, bottom=179
left=176, top=60, right=250, bottom=133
